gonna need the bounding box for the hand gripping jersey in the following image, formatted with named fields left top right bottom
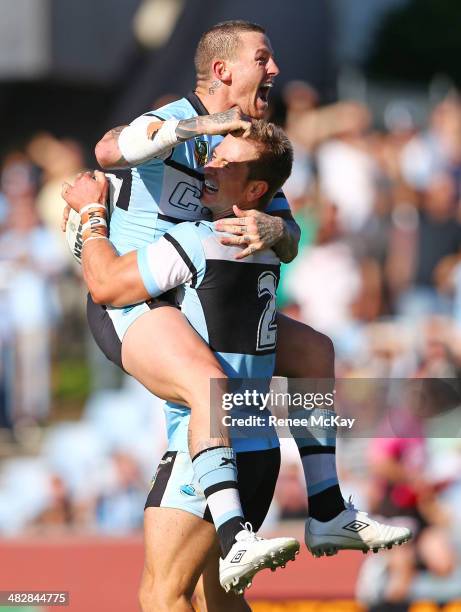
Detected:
left=109, top=92, right=294, bottom=255
left=137, top=220, right=281, bottom=453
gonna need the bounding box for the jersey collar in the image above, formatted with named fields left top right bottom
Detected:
left=186, top=91, right=209, bottom=116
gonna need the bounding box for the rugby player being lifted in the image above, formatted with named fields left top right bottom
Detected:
left=65, top=123, right=299, bottom=609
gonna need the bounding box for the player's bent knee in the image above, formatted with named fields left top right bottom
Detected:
left=292, top=325, right=334, bottom=361
left=179, top=362, right=227, bottom=404
left=279, top=323, right=335, bottom=378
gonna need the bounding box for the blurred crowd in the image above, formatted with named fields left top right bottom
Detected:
left=0, top=134, right=85, bottom=430
left=275, top=82, right=461, bottom=608
left=1, top=83, right=461, bottom=607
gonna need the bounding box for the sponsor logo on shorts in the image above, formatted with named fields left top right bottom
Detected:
left=180, top=484, right=196, bottom=497
left=230, top=550, right=245, bottom=563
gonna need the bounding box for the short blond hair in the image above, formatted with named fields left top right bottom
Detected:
left=245, top=121, right=293, bottom=206
left=194, top=20, right=265, bottom=81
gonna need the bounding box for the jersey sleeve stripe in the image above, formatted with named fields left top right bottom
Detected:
left=157, top=213, right=183, bottom=225
left=137, top=246, right=162, bottom=296
left=164, top=233, right=199, bottom=288
left=142, top=113, right=166, bottom=120
left=164, top=158, right=204, bottom=181
left=185, top=92, right=209, bottom=116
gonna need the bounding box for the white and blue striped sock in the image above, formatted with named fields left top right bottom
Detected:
left=192, top=446, right=244, bottom=556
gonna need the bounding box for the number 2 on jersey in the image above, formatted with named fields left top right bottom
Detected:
left=256, top=271, right=277, bottom=351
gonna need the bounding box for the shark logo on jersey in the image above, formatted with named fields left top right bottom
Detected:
left=194, top=137, right=209, bottom=166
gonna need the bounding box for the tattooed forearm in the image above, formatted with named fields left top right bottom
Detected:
left=175, top=108, right=249, bottom=140
left=175, top=117, right=200, bottom=141
left=272, top=219, right=300, bottom=263
left=207, top=109, right=242, bottom=125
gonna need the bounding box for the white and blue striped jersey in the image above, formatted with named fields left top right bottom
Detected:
left=109, top=92, right=294, bottom=255
left=137, top=220, right=281, bottom=453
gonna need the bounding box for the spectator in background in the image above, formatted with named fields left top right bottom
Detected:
left=283, top=203, right=381, bottom=360
left=26, top=133, right=86, bottom=265
left=0, top=153, right=66, bottom=427
left=393, top=172, right=461, bottom=319
left=282, top=80, right=319, bottom=207
left=285, top=203, right=362, bottom=336
left=316, top=102, right=378, bottom=232
left=96, top=450, right=146, bottom=533
left=276, top=80, right=320, bottom=309
left=29, top=474, right=74, bottom=534
left=366, top=356, right=458, bottom=605
left=400, top=94, right=461, bottom=192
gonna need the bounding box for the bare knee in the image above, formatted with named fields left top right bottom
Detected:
left=180, top=361, right=227, bottom=407
left=277, top=318, right=335, bottom=378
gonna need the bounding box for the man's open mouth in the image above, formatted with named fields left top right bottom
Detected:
left=204, top=178, right=218, bottom=194
left=257, top=82, right=273, bottom=103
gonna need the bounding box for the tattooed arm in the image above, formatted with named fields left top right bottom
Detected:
left=215, top=206, right=300, bottom=263
left=95, top=107, right=252, bottom=169
left=175, top=107, right=252, bottom=140
left=271, top=217, right=300, bottom=263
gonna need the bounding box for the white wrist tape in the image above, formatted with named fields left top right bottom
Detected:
left=80, top=203, right=107, bottom=216
left=82, top=217, right=107, bottom=234
left=118, top=118, right=180, bottom=165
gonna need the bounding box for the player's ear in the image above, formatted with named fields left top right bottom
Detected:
left=247, top=180, right=268, bottom=203
left=212, top=59, right=232, bottom=84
